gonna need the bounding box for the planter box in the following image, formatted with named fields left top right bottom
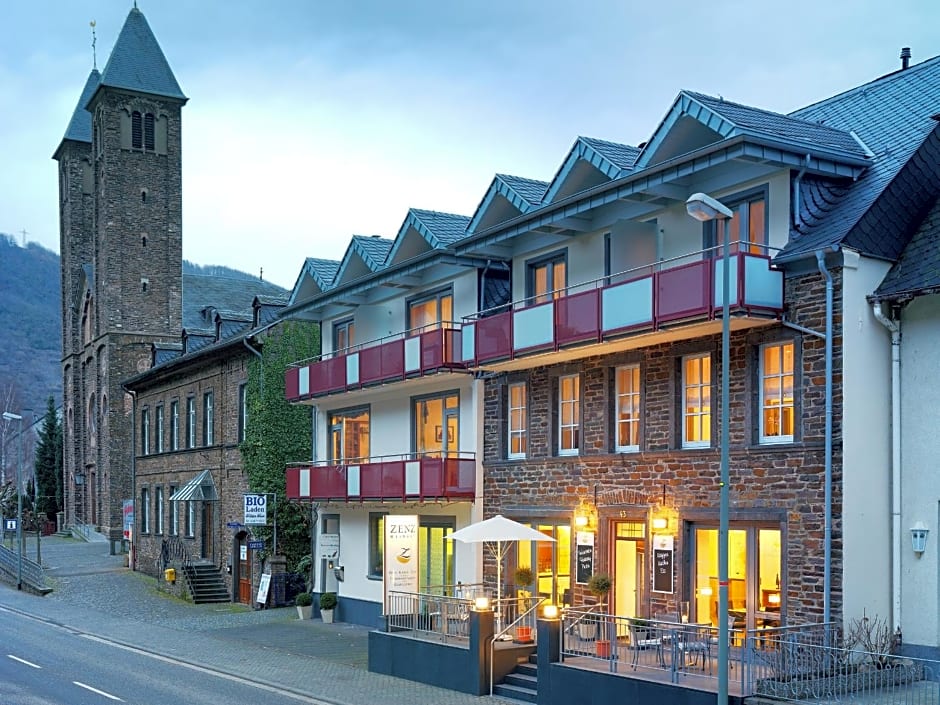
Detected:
left=321, top=608, right=334, bottom=624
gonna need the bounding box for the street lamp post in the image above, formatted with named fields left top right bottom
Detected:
left=686, top=192, right=733, bottom=705
left=2, top=411, right=24, bottom=590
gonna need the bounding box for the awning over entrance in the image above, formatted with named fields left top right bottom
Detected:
left=169, top=469, right=219, bottom=502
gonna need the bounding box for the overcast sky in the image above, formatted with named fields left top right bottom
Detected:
left=0, top=1, right=936, bottom=290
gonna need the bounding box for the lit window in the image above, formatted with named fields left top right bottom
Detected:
left=558, top=374, right=580, bottom=456
left=329, top=408, right=370, bottom=462
left=508, top=382, right=527, bottom=459
left=706, top=192, right=767, bottom=255
left=408, top=290, right=453, bottom=332
left=682, top=354, right=711, bottom=448
left=414, top=394, right=459, bottom=456
left=528, top=253, right=566, bottom=305
left=333, top=318, right=355, bottom=352
left=615, top=365, right=641, bottom=451
left=760, top=342, right=794, bottom=443
left=369, top=513, right=386, bottom=579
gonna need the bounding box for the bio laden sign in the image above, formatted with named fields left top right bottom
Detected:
left=244, top=494, right=267, bottom=525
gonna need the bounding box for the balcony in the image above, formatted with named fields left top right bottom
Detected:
left=286, top=453, right=477, bottom=503
left=461, top=248, right=783, bottom=369
left=285, top=323, right=466, bottom=403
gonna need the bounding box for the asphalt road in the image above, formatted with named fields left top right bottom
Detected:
left=0, top=605, right=332, bottom=705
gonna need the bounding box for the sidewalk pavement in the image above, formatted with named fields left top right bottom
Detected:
left=0, top=536, right=514, bottom=705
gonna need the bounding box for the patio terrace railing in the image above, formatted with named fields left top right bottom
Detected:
left=385, top=590, right=474, bottom=645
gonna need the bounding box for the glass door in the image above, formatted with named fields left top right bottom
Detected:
left=692, top=524, right=782, bottom=634
left=613, top=521, right=646, bottom=621
left=418, top=519, right=455, bottom=592
left=516, top=522, right=571, bottom=604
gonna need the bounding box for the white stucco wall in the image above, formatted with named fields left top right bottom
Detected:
left=841, top=250, right=892, bottom=625
left=898, top=294, right=940, bottom=648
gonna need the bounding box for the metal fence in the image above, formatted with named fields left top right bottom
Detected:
left=386, top=590, right=474, bottom=644
left=748, top=633, right=940, bottom=705
left=0, top=542, right=45, bottom=589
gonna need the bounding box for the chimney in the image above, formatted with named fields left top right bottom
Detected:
left=900, top=47, right=912, bottom=70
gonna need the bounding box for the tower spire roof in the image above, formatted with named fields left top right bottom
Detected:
left=91, top=7, right=186, bottom=104
left=53, top=68, right=101, bottom=158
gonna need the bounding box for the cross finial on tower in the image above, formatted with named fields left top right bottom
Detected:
left=90, top=20, right=97, bottom=70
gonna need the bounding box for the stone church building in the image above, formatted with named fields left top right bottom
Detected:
left=55, top=7, right=283, bottom=551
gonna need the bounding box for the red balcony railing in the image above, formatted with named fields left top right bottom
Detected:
left=285, top=323, right=466, bottom=403
left=286, top=453, right=477, bottom=503
left=462, top=247, right=784, bottom=366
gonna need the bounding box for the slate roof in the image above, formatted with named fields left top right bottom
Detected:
left=684, top=91, right=869, bottom=158
left=59, top=69, right=100, bottom=146
left=580, top=137, right=641, bottom=170
left=496, top=174, right=549, bottom=208
left=304, top=258, right=340, bottom=288
left=778, top=56, right=940, bottom=262
left=410, top=209, right=471, bottom=246
left=182, top=274, right=286, bottom=330
left=351, top=235, right=394, bottom=270
left=873, top=195, right=940, bottom=300
left=94, top=8, right=186, bottom=103
left=254, top=294, right=290, bottom=307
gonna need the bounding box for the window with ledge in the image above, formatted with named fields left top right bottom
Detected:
left=140, top=488, right=150, bottom=534
left=333, top=318, right=355, bottom=353
left=155, top=405, right=164, bottom=453
left=704, top=189, right=768, bottom=255
left=615, top=365, right=641, bottom=452
left=368, top=512, right=387, bottom=579
left=170, top=400, right=179, bottom=451
left=154, top=487, right=164, bottom=535
left=408, top=288, right=453, bottom=331
left=508, top=382, right=527, bottom=459
left=527, top=251, right=567, bottom=305
left=185, top=501, right=195, bottom=538
left=203, top=392, right=214, bottom=446
left=168, top=486, right=178, bottom=536
left=558, top=374, right=580, bottom=456
left=329, top=408, right=370, bottom=462
left=141, top=409, right=150, bottom=456
left=760, top=341, right=794, bottom=444
left=682, top=353, right=712, bottom=448
left=186, top=397, right=196, bottom=449
left=238, top=384, right=247, bottom=443
left=414, top=392, right=459, bottom=457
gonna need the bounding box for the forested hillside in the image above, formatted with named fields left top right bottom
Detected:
left=0, top=233, right=271, bottom=414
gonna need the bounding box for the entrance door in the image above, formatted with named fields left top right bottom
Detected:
left=201, top=502, right=213, bottom=559
left=613, top=521, right=646, bottom=621
left=418, top=519, right=455, bottom=591
left=692, top=525, right=782, bottom=632
left=237, top=534, right=252, bottom=604
left=516, top=522, right=571, bottom=604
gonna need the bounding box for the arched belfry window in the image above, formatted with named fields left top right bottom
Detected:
left=131, top=111, right=157, bottom=152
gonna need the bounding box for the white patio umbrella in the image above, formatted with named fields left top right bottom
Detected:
left=447, top=515, right=555, bottom=620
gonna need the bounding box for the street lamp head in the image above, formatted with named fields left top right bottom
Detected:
left=2, top=411, right=23, bottom=422
left=686, top=192, right=733, bottom=222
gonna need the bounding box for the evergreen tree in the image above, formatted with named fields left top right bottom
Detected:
left=34, top=396, right=62, bottom=520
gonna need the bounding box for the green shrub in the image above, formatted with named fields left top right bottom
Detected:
left=514, top=566, right=534, bottom=586
left=295, top=592, right=312, bottom=607
left=319, top=592, right=338, bottom=610
left=587, top=573, right=612, bottom=597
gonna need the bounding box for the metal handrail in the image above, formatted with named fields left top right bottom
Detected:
left=489, top=595, right=546, bottom=695
left=287, top=450, right=476, bottom=468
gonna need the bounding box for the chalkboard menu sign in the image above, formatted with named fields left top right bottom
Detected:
left=653, top=548, right=673, bottom=593
left=576, top=543, right=594, bottom=585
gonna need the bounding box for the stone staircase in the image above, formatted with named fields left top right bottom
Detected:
left=183, top=561, right=230, bottom=603
left=492, top=653, right=538, bottom=703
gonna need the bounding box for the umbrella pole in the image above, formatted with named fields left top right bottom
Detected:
left=496, top=540, right=502, bottom=634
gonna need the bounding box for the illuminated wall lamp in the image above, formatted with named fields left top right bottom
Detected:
left=542, top=604, right=560, bottom=620
left=574, top=515, right=589, bottom=528
left=473, top=595, right=491, bottom=611
left=652, top=517, right=668, bottom=530
left=911, top=523, right=929, bottom=555
left=698, top=586, right=713, bottom=597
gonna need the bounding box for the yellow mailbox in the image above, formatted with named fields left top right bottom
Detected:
left=164, top=568, right=176, bottom=583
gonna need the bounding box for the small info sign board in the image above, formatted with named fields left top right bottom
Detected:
left=652, top=534, right=674, bottom=594
left=244, top=494, right=267, bottom=526
left=256, top=573, right=272, bottom=606
left=575, top=531, right=594, bottom=585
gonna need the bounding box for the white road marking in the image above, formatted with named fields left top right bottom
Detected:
left=8, top=654, right=41, bottom=669
left=80, top=634, right=336, bottom=704
left=73, top=681, right=124, bottom=701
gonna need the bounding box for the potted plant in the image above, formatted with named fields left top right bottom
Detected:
left=588, top=573, right=613, bottom=658
left=513, top=566, right=535, bottom=643
left=295, top=592, right=313, bottom=620
left=319, top=592, right=337, bottom=624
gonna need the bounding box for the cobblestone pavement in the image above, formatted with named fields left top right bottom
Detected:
left=0, top=536, right=514, bottom=704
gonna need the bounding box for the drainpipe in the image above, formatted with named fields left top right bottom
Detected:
left=792, top=155, right=811, bottom=231
left=872, top=302, right=901, bottom=633
left=123, top=386, right=137, bottom=572
left=815, top=250, right=834, bottom=629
